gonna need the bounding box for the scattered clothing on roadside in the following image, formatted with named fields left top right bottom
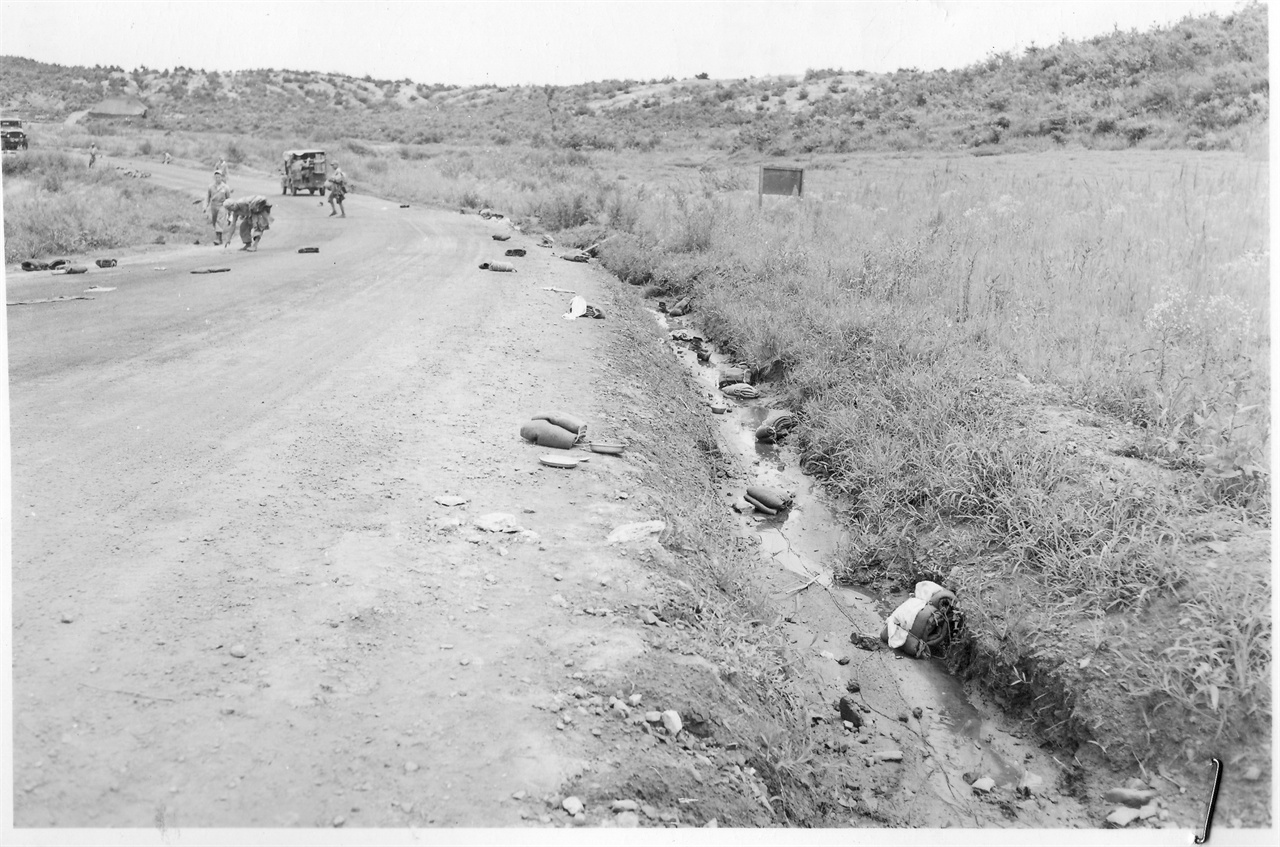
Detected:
left=878, top=581, right=962, bottom=659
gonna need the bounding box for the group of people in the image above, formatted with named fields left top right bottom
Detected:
left=200, top=158, right=348, bottom=250
left=202, top=161, right=272, bottom=251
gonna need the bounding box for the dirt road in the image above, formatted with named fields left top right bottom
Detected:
left=6, top=160, right=1184, bottom=836
left=9, top=161, right=682, bottom=828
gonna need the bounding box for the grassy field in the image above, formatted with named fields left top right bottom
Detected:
left=13, top=121, right=1270, bottom=770
left=2, top=147, right=202, bottom=263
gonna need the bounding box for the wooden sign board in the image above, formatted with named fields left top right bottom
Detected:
left=759, top=166, right=804, bottom=206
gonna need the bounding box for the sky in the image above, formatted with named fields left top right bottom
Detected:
left=0, top=0, right=1257, bottom=87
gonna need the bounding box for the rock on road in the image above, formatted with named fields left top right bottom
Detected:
left=6, top=160, right=659, bottom=827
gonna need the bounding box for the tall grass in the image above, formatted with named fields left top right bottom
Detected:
left=582, top=148, right=1269, bottom=761
left=2, top=150, right=201, bottom=262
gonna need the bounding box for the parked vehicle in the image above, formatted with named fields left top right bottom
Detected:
left=281, top=149, right=326, bottom=195
left=1, top=118, right=29, bottom=152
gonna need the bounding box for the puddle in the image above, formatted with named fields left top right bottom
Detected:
left=655, top=308, right=1044, bottom=810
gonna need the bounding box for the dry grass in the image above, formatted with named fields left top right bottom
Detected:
left=2, top=149, right=200, bottom=262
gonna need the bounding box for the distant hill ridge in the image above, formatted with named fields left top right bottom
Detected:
left=0, top=2, right=1266, bottom=152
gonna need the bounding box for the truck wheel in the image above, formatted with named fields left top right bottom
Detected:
left=281, top=183, right=287, bottom=195
left=319, top=187, right=325, bottom=196
left=291, top=186, right=298, bottom=196
left=309, top=189, right=315, bottom=195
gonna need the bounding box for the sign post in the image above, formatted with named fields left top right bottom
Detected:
left=758, top=165, right=804, bottom=207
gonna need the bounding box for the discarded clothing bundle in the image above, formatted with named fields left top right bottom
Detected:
left=520, top=411, right=587, bottom=449
left=52, top=266, right=88, bottom=275
left=717, top=367, right=751, bottom=388
left=478, top=208, right=505, bottom=220
left=755, top=410, right=798, bottom=443
left=744, top=486, right=792, bottom=515
left=22, top=259, right=69, bottom=272
left=94, top=258, right=117, bottom=268
left=504, top=248, right=526, bottom=257
left=479, top=261, right=516, bottom=272
left=538, top=234, right=555, bottom=247
left=667, top=296, right=693, bottom=317
left=190, top=267, right=231, bottom=274
left=721, top=383, right=760, bottom=400
left=877, top=581, right=963, bottom=659
left=562, top=295, right=605, bottom=320
left=492, top=234, right=511, bottom=241
left=297, top=247, right=320, bottom=254
left=561, top=251, right=590, bottom=263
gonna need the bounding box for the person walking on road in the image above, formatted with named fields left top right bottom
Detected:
left=88, top=142, right=98, bottom=168
left=326, top=161, right=348, bottom=217
left=222, top=194, right=274, bottom=252
left=214, top=157, right=228, bottom=177
left=203, top=171, right=233, bottom=246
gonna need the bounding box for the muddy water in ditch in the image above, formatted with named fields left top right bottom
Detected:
left=657, top=313, right=1071, bottom=825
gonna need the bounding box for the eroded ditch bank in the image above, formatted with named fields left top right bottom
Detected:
left=644, top=307, right=1091, bottom=828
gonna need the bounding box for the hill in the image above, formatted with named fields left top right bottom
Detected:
left=0, top=3, right=1267, bottom=153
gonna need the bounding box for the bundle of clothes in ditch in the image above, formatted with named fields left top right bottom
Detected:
left=871, top=580, right=966, bottom=659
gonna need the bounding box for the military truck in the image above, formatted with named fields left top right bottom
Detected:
left=281, top=149, right=327, bottom=195
left=1, top=118, right=29, bottom=152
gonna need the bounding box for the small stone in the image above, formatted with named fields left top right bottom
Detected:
left=639, top=608, right=659, bottom=625
left=838, top=696, right=862, bottom=726
left=404, top=762, right=419, bottom=773
left=704, top=818, right=718, bottom=827
left=897, top=712, right=909, bottom=723
left=1243, top=765, right=1262, bottom=781
left=539, top=815, right=552, bottom=824
left=512, top=790, right=527, bottom=801
left=59, top=612, right=73, bottom=624
left=846, top=680, right=860, bottom=693
left=641, top=804, right=658, bottom=820
left=332, top=815, right=346, bottom=827
left=837, top=656, right=851, bottom=665
left=612, top=799, right=638, bottom=812
left=659, top=811, right=678, bottom=823
left=591, top=728, right=602, bottom=737
left=628, top=694, right=643, bottom=706
left=562, top=796, right=584, bottom=816
left=661, top=710, right=683, bottom=736
left=644, top=711, right=662, bottom=723
left=564, top=658, right=575, bottom=668
left=971, top=777, right=996, bottom=793
left=1106, top=807, right=1141, bottom=828
left=1104, top=787, right=1157, bottom=808
left=229, top=644, right=248, bottom=658
left=1123, top=777, right=1151, bottom=791
left=911, top=707, right=923, bottom=720
left=874, top=750, right=903, bottom=762
left=616, top=811, right=640, bottom=827
left=1138, top=801, right=1159, bottom=820
left=1017, top=771, right=1044, bottom=796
